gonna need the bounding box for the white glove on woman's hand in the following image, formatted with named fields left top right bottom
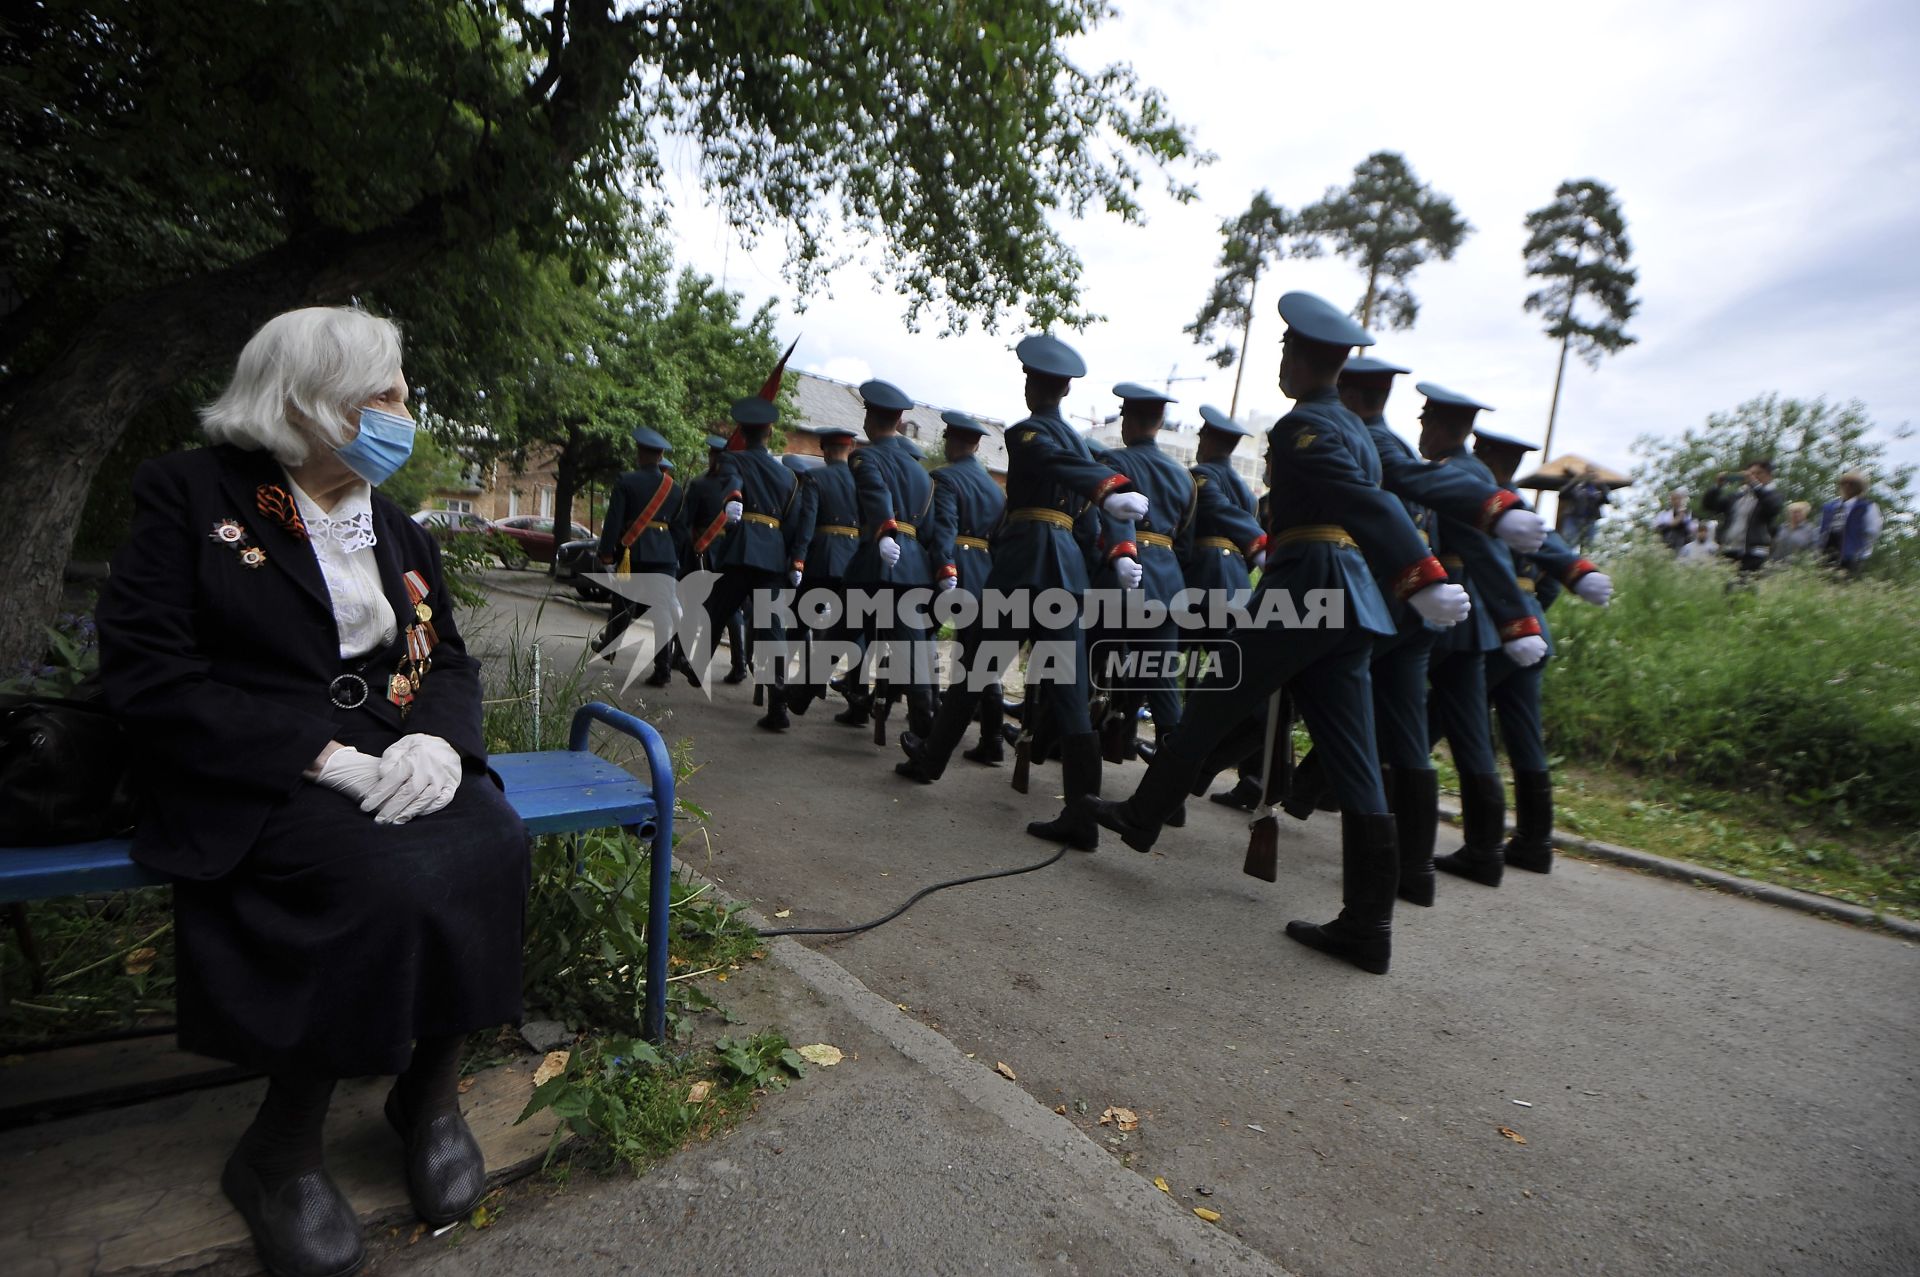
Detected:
left=1574, top=571, right=1614, bottom=606
left=1494, top=507, right=1549, bottom=552
left=724, top=499, right=743, bottom=524
left=1409, top=582, right=1472, bottom=627
left=1113, top=555, right=1144, bottom=589
left=311, top=746, right=384, bottom=805
left=1502, top=635, right=1549, bottom=668
left=1102, top=492, right=1149, bottom=522
left=363, top=734, right=463, bottom=826
left=938, top=575, right=959, bottom=592
left=878, top=536, right=902, bottom=568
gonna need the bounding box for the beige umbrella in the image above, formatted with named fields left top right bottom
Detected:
left=1514, top=452, right=1632, bottom=491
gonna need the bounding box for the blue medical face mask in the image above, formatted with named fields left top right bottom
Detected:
left=336, top=405, right=416, bottom=486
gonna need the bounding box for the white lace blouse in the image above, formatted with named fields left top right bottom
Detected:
left=284, top=474, right=400, bottom=659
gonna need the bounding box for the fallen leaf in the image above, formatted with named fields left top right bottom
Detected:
left=124, top=947, right=158, bottom=976
left=1497, top=1126, right=1528, bottom=1145
left=1053, top=1104, right=1068, bottom=1115
left=687, top=1080, right=714, bottom=1104
left=470, top=1205, right=494, bottom=1230
left=532, top=1050, right=570, bottom=1087
left=994, top=1061, right=1018, bottom=1081
left=1153, top=1176, right=1171, bottom=1194
left=715, top=972, right=728, bottom=982
left=897, top=1003, right=911, bottom=1011
left=797, top=1043, right=843, bottom=1067
left=1098, top=1106, right=1140, bottom=1131
left=407, top=1225, right=427, bottom=1246
left=457, top=1076, right=476, bottom=1094
left=1194, top=1207, right=1222, bottom=1223
left=774, top=909, right=792, bottom=918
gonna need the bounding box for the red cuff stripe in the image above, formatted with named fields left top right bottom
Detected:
left=1090, top=474, right=1130, bottom=503
left=879, top=518, right=899, bottom=536
left=1393, top=555, right=1450, bottom=601
left=1563, top=558, right=1598, bottom=585
left=1498, top=616, right=1543, bottom=641
left=938, top=564, right=958, bottom=580
left=1246, top=533, right=1268, bottom=556
left=1107, top=540, right=1139, bottom=563
left=1478, top=489, right=1522, bottom=532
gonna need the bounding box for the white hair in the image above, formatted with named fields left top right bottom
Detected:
left=200, top=307, right=403, bottom=466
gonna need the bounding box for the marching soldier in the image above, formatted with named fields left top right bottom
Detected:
left=698, top=397, right=808, bottom=730
left=1472, top=428, right=1613, bottom=878
left=683, top=434, right=751, bottom=685
left=926, top=410, right=1008, bottom=763
left=1089, top=384, right=1196, bottom=777
left=589, top=427, right=686, bottom=686
left=843, top=380, right=938, bottom=740
left=897, top=334, right=1149, bottom=853
left=786, top=423, right=864, bottom=717
left=1083, top=292, right=1471, bottom=974
left=1414, top=384, right=1547, bottom=887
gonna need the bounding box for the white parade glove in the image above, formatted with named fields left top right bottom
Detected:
left=1113, top=555, right=1144, bottom=589
left=310, top=746, right=384, bottom=805
left=938, top=575, right=959, bottom=592
left=878, top=536, right=902, bottom=568
left=1494, top=507, right=1549, bottom=552
left=1249, top=549, right=1267, bottom=570
left=363, top=734, right=463, bottom=826
left=1502, top=635, right=1549, bottom=668
left=1409, top=582, right=1472, bottom=627
left=724, top=499, right=743, bottom=524
left=1574, top=571, right=1613, bottom=606
left=1102, top=491, right=1149, bottom=522
left=789, top=569, right=804, bottom=588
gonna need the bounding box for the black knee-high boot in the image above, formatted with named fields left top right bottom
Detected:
left=1285, top=811, right=1399, bottom=975
left=1081, top=735, right=1197, bottom=853
left=386, top=1035, right=487, bottom=1227
left=896, top=684, right=976, bottom=782
left=1391, top=767, right=1439, bottom=907
left=1502, top=769, right=1555, bottom=872
left=224, top=1074, right=365, bottom=1277
left=1436, top=771, right=1507, bottom=887
left=1025, top=731, right=1102, bottom=851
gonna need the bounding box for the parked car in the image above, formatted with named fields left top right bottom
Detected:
left=554, top=538, right=611, bottom=602
left=412, top=508, right=493, bottom=540
left=490, top=515, right=592, bottom=569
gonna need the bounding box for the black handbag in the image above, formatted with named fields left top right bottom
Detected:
left=0, top=692, right=137, bottom=845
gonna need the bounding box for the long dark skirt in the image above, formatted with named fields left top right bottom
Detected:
left=173, top=715, right=530, bottom=1077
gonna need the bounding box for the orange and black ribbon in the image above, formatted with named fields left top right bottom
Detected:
left=255, top=484, right=308, bottom=540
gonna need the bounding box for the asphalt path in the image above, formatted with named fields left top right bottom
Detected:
left=476, top=576, right=1920, bottom=1277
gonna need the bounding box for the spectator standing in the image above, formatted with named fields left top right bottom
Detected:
left=1677, top=522, right=1719, bottom=564
left=1819, top=472, right=1884, bottom=573
left=1772, top=501, right=1820, bottom=563
left=1651, top=488, right=1695, bottom=553
left=1557, top=467, right=1608, bottom=548
left=1702, top=459, right=1782, bottom=573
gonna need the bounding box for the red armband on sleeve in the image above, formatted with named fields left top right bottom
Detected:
left=1090, top=474, right=1130, bottom=503
left=937, top=563, right=958, bottom=581
left=1244, top=532, right=1268, bottom=556
left=1562, top=558, right=1598, bottom=585
left=878, top=518, right=898, bottom=536
left=791, top=559, right=806, bottom=572
left=1106, top=540, right=1139, bottom=563
left=1477, top=489, right=1522, bottom=532
left=1498, top=615, right=1544, bottom=641
left=1392, top=555, right=1450, bottom=601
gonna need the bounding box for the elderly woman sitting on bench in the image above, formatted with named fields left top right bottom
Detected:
left=96, top=306, right=528, bottom=1277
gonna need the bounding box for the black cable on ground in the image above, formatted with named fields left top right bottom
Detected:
left=755, top=844, right=1071, bottom=938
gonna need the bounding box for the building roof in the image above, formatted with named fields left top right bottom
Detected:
left=789, top=371, right=1010, bottom=471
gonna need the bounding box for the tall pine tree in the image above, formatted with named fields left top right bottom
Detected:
left=1523, top=179, right=1640, bottom=460
left=1296, top=152, right=1471, bottom=332
left=1183, top=191, right=1312, bottom=415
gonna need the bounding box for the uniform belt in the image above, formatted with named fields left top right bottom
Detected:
left=1009, top=508, right=1074, bottom=529
left=645, top=520, right=670, bottom=532
left=1196, top=536, right=1240, bottom=553
left=891, top=521, right=917, bottom=539
left=743, top=512, right=781, bottom=528
left=1516, top=576, right=1537, bottom=594
left=1274, top=524, right=1358, bottom=551
left=1439, top=553, right=1465, bottom=569
left=1137, top=530, right=1174, bottom=549
left=955, top=535, right=989, bottom=550
left=815, top=524, right=859, bottom=537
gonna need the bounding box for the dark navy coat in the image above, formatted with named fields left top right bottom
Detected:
left=680, top=468, right=736, bottom=574
left=1179, top=459, right=1262, bottom=596
left=927, top=455, right=1004, bottom=596
left=713, top=445, right=806, bottom=573
left=1091, top=439, right=1194, bottom=603
left=1515, top=527, right=1598, bottom=656
left=846, top=434, right=935, bottom=588
left=796, top=459, right=861, bottom=585
left=597, top=463, right=685, bottom=571
left=988, top=409, right=1130, bottom=593
left=1422, top=441, right=1535, bottom=655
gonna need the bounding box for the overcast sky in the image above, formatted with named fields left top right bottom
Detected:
left=661, top=0, right=1920, bottom=486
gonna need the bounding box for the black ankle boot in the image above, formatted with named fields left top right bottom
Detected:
left=1435, top=771, right=1507, bottom=887
left=1285, top=811, right=1399, bottom=974
left=786, top=684, right=818, bottom=716
left=756, top=687, right=791, bottom=731
left=1027, top=732, right=1102, bottom=851
left=1392, top=767, right=1440, bottom=907
left=1209, top=776, right=1261, bottom=812
left=896, top=692, right=974, bottom=784
left=834, top=687, right=872, bottom=726
left=963, top=734, right=1005, bottom=765
left=384, top=1088, right=486, bottom=1226
left=1503, top=769, right=1555, bottom=873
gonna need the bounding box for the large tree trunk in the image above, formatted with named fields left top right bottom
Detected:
left=549, top=424, right=582, bottom=576
left=0, top=215, right=441, bottom=669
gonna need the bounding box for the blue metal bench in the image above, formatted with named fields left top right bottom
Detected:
left=0, top=702, right=678, bottom=1043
